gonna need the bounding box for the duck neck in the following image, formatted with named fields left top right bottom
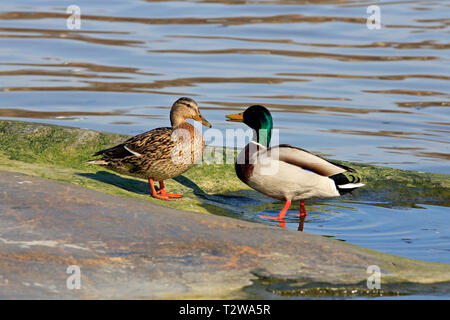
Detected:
left=254, top=124, right=272, bottom=147
left=170, top=110, right=186, bottom=128
left=251, top=111, right=273, bottom=147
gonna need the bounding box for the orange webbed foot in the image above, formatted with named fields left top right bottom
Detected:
left=159, top=190, right=183, bottom=198
left=156, top=180, right=183, bottom=200
left=152, top=193, right=175, bottom=201
left=148, top=178, right=177, bottom=201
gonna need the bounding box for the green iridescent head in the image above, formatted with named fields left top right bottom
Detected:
left=226, top=105, right=273, bottom=147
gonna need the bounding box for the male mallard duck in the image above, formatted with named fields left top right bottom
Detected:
left=226, top=105, right=364, bottom=222
left=88, top=97, right=211, bottom=201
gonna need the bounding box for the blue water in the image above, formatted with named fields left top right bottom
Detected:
left=257, top=201, right=450, bottom=264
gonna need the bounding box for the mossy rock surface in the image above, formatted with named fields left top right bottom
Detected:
left=0, top=119, right=448, bottom=216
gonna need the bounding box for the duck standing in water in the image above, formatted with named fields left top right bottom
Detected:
left=88, top=97, right=211, bottom=201
left=226, top=105, right=364, bottom=227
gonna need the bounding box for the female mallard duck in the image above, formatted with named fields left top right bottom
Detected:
left=226, top=105, right=364, bottom=222
left=88, top=97, right=211, bottom=201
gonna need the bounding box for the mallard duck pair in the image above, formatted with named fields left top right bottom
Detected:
left=89, top=98, right=364, bottom=220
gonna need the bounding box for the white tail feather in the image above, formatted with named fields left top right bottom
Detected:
left=338, top=183, right=365, bottom=189
left=86, top=159, right=108, bottom=165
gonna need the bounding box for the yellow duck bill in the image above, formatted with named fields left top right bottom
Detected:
left=225, top=112, right=244, bottom=122
left=193, top=113, right=212, bottom=128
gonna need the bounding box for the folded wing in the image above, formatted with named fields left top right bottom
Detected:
left=266, top=144, right=349, bottom=177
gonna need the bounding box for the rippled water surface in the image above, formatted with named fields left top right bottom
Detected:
left=0, top=1, right=449, bottom=268
left=255, top=200, right=450, bottom=264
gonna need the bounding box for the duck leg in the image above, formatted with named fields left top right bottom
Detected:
left=259, top=200, right=292, bottom=221
left=298, top=200, right=308, bottom=231
left=148, top=178, right=174, bottom=201
left=300, top=200, right=308, bottom=218
left=158, top=181, right=183, bottom=198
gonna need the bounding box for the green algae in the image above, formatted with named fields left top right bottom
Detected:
left=0, top=120, right=249, bottom=214
left=245, top=276, right=450, bottom=298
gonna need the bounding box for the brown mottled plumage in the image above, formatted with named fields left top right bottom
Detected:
left=88, top=97, right=211, bottom=200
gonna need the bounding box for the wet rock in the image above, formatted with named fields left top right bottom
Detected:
left=0, top=171, right=449, bottom=299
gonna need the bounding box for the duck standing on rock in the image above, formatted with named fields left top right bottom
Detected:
left=226, top=105, right=364, bottom=226
left=88, top=97, right=211, bottom=201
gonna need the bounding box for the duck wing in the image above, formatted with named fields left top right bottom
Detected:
left=265, top=144, right=351, bottom=177
left=94, top=127, right=175, bottom=160
left=265, top=144, right=364, bottom=193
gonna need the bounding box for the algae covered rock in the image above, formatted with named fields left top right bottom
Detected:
left=0, top=119, right=449, bottom=215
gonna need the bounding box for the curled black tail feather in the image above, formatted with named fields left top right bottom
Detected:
left=329, top=172, right=362, bottom=195
left=329, top=173, right=350, bottom=186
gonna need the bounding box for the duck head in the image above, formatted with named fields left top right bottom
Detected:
left=226, top=105, right=273, bottom=147
left=170, top=97, right=212, bottom=128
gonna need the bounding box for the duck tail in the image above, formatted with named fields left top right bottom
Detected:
left=329, top=172, right=365, bottom=195
left=86, top=159, right=109, bottom=165
left=336, top=182, right=365, bottom=194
